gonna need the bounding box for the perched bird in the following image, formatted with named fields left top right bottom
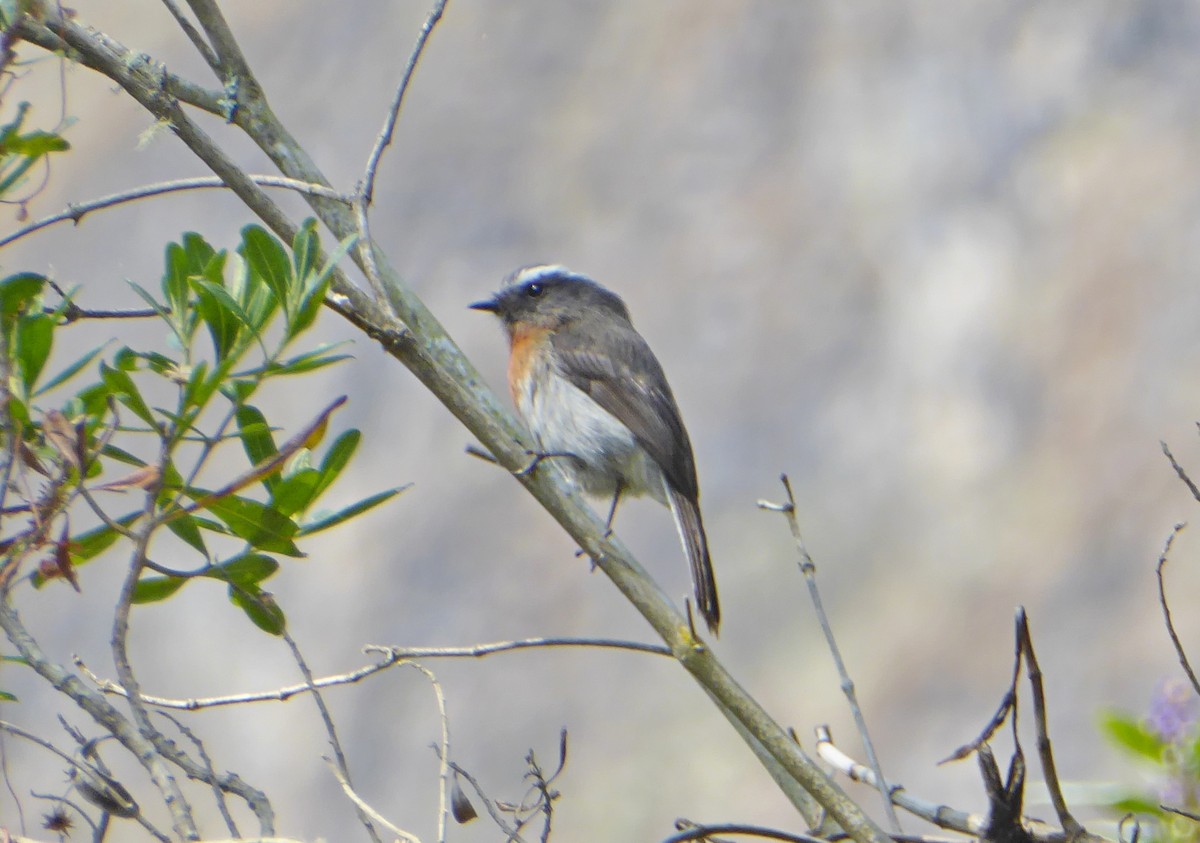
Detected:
left=471, top=264, right=720, bottom=634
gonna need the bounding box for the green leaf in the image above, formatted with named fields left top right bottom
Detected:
left=182, top=231, right=218, bottom=271
left=14, top=312, right=53, bottom=392
left=162, top=241, right=191, bottom=317
left=113, top=347, right=142, bottom=372
left=127, top=281, right=172, bottom=323
left=35, top=344, right=104, bottom=396
left=298, top=486, right=408, bottom=536
left=131, top=575, right=187, bottom=604
left=6, top=130, right=69, bottom=157
left=99, top=444, right=146, bottom=467
left=292, top=218, right=319, bottom=282
left=289, top=232, right=357, bottom=339
left=0, top=155, right=36, bottom=198
left=69, top=514, right=140, bottom=562
left=239, top=225, right=293, bottom=314
left=180, top=360, right=210, bottom=411
left=222, top=377, right=258, bottom=406
left=189, top=356, right=238, bottom=412
left=313, top=429, right=360, bottom=501
left=165, top=513, right=208, bottom=556
left=267, top=349, right=352, bottom=377
left=191, top=278, right=243, bottom=361
left=198, top=492, right=303, bottom=556
left=1108, top=795, right=1163, bottom=816
left=0, top=272, right=44, bottom=315
left=235, top=405, right=278, bottom=491
left=5, top=394, right=28, bottom=426
left=208, top=552, right=278, bottom=587
left=228, top=583, right=286, bottom=635
left=1099, top=710, right=1164, bottom=762
left=0, top=691, right=16, bottom=702
left=100, top=363, right=156, bottom=428
left=271, top=469, right=320, bottom=516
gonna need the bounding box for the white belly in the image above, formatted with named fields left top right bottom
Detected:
left=517, top=357, right=666, bottom=504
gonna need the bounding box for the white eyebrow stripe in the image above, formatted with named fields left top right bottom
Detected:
left=504, top=263, right=571, bottom=288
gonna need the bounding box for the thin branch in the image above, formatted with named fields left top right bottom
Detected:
left=282, top=634, right=379, bottom=843
left=108, top=432, right=198, bottom=841
left=282, top=630, right=381, bottom=843
left=170, top=395, right=348, bottom=521
left=361, top=0, right=446, bottom=208
left=758, top=474, right=900, bottom=833
left=324, top=757, right=422, bottom=843
left=1016, top=610, right=1083, bottom=839
left=1162, top=442, right=1200, bottom=503
left=159, top=0, right=220, bottom=73
left=182, top=0, right=260, bottom=106
left=0, top=598, right=209, bottom=833
left=14, top=12, right=227, bottom=116
left=405, top=663, right=451, bottom=843
left=447, top=760, right=528, bottom=843
left=353, top=0, right=448, bottom=306
left=1155, top=523, right=1200, bottom=696
left=155, top=711, right=239, bottom=837
left=663, top=822, right=828, bottom=843
left=75, top=637, right=669, bottom=709
left=816, top=726, right=980, bottom=836
left=2, top=623, right=273, bottom=834
left=0, top=175, right=351, bottom=250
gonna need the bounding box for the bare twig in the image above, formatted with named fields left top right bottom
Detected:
left=155, top=711, right=239, bottom=837
left=1162, top=442, right=1200, bottom=503
left=0, top=174, right=351, bottom=250
left=446, top=760, right=527, bottom=843
left=758, top=474, right=900, bottom=832
left=108, top=432, right=197, bottom=840
left=1155, top=524, right=1200, bottom=696
left=360, top=0, right=447, bottom=207
left=183, top=0, right=258, bottom=92
left=353, top=0, right=449, bottom=304
left=159, top=0, right=220, bottom=73
left=324, top=756, right=421, bottom=843
left=1015, top=611, right=1082, bottom=839
left=283, top=630, right=381, bottom=843
left=76, top=636, right=669, bottom=709
left=1161, top=804, right=1200, bottom=821
left=815, top=726, right=982, bottom=837
left=405, top=663, right=452, bottom=843
left=0, top=597, right=275, bottom=833
left=664, top=822, right=829, bottom=843
left=171, top=395, right=349, bottom=520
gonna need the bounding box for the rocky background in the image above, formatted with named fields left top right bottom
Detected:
left=5, top=2, right=1200, bottom=840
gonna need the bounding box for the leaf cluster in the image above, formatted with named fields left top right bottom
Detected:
left=0, top=221, right=398, bottom=642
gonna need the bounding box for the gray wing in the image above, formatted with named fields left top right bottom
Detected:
left=551, top=321, right=699, bottom=499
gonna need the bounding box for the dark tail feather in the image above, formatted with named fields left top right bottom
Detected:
left=666, top=487, right=720, bottom=635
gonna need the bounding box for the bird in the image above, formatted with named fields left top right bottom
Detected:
left=471, top=264, right=720, bottom=634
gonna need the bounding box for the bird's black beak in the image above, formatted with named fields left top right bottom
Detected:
left=469, top=295, right=500, bottom=313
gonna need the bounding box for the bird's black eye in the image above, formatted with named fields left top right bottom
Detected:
left=525, top=282, right=544, bottom=298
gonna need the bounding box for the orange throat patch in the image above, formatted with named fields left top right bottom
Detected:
left=507, top=324, right=553, bottom=407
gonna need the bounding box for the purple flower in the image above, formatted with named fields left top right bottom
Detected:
left=1148, top=678, right=1200, bottom=744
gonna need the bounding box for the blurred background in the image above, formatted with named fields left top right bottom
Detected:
left=4, top=2, right=1200, bottom=840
